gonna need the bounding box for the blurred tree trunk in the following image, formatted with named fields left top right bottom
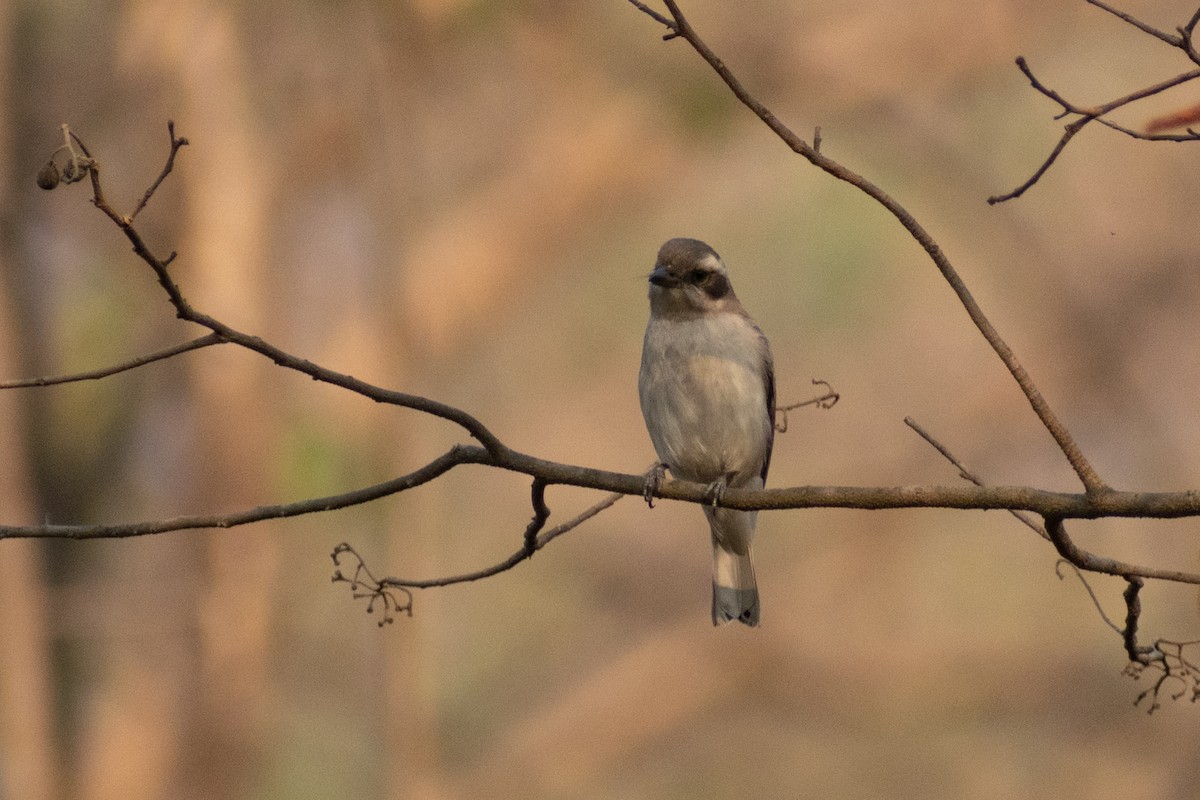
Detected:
left=0, top=316, right=57, bottom=800
left=373, top=5, right=446, bottom=798
left=167, top=5, right=279, bottom=798
left=0, top=0, right=58, bottom=795
left=70, top=3, right=281, bottom=799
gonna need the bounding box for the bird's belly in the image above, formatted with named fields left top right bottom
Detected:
left=643, top=354, right=769, bottom=485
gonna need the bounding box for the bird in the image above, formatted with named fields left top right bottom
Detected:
left=638, top=237, right=776, bottom=627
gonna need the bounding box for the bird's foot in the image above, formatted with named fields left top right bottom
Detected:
left=643, top=463, right=667, bottom=508
left=704, top=474, right=730, bottom=508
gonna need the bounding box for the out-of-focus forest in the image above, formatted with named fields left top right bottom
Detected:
left=4, top=0, right=1200, bottom=797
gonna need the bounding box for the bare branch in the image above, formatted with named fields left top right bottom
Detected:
left=352, top=482, right=625, bottom=599
left=993, top=2, right=1200, bottom=202
left=129, top=120, right=188, bottom=221
left=905, top=416, right=1048, bottom=541
left=1183, top=8, right=1200, bottom=65
left=1044, top=516, right=1200, bottom=585
left=12, top=439, right=1200, bottom=543
left=57, top=124, right=512, bottom=456
left=0, top=333, right=224, bottom=389
left=331, top=543, right=412, bottom=626
left=626, top=0, right=676, bottom=35
left=0, top=445, right=487, bottom=540
left=377, top=478, right=550, bottom=591
left=1055, top=560, right=1123, bottom=634
left=1121, top=577, right=1156, bottom=662
left=1115, top=578, right=1200, bottom=713
left=1085, top=0, right=1182, bottom=46
left=990, top=60, right=1200, bottom=203
left=774, top=379, right=839, bottom=433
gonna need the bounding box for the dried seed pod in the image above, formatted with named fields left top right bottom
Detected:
left=36, top=160, right=60, bottom=190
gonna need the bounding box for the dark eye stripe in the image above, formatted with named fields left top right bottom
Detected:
left=701, top=272, right=730, bottom=299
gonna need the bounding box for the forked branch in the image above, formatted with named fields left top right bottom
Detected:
left=991, top=2, right=1200, bottom=203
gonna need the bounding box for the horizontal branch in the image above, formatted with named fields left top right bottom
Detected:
left=7, top=440, right=1200, bottom=542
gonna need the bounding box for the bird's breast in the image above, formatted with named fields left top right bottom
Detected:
left=639, top=315, right=771, bottom=485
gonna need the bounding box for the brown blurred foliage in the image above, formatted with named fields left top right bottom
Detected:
left=4, top=0, right=1200, bottom=798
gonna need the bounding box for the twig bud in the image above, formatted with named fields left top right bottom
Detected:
left=36, top=160, right=60, bottom=190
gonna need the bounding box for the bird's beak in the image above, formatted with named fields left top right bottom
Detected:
left=648, top=266, right=676, bottom=287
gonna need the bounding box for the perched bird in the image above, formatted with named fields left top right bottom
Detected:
left=638, top=237, right=776, bottom=626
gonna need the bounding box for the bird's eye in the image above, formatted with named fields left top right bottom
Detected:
left=687, top=268, right=707, bottom=284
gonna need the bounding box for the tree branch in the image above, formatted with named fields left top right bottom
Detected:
left=904, top=416, right=1049, bottom=540
left=991, top=3, right=1200, bottom=203
left=0, top=445, right=488, bottom=540
left=774, top=379, right=838, bottom=433
left=11, top=439, right=1200, bottom=543
left=129, top=120, right=188, bottom=221
left=1044, top=516, right=1200, bottom=585
left=0, top=333, right=224, bottom=389
left=1085, top=0, right=1182, bottom=47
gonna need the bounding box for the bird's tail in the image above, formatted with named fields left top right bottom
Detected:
left=707, top=505, right=759, bottom=627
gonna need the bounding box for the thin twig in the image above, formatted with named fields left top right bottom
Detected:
left=775, top=379, right=839, bottom=433
left=372, top=478, right=553, bottom=591
left=904, top=416, right=1048, bottom=540
left=372, top=484, right=628, bottom=592
left=1055, top=560, right=1123, bottom=634
left=1120, top=577, right=1158, bottom=663
left=331, top=543, right=413, bottom=625
left=129, top=120, right=188, bottom=221
left=0, top=333, right=224, bottom=389
left=625, top=0, right=675, bottom=32
left=1085, top=0, right=1182, bottom=46
left=990, top=60, right=1200, bottom=203
left=993, top=1, right=1200, bottom=202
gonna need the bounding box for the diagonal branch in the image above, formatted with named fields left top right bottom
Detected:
left=73, top=125, right=510, bottom=457
left=629, top=0, right=1108, bottom=495
left=0, top=333, right=225, bottom=389
left=130, top=120, right=188, bottom=221
left=905, top=416, right=1048, bottom=540
left=1085, top=0, right=1182, bottom=46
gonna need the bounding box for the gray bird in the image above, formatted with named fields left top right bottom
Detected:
left=638, top=238, right=776, bottom=626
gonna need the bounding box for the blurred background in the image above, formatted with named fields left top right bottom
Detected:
left=3, top=0, right=1200, bottom=797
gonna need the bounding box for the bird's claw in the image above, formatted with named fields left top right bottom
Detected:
left=643, top=463, right=667, bottom=508
left=704, top=474, right=730, bottom=508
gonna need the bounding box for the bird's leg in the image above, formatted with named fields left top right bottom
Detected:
left=643, top=462, right=668, bottom=508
